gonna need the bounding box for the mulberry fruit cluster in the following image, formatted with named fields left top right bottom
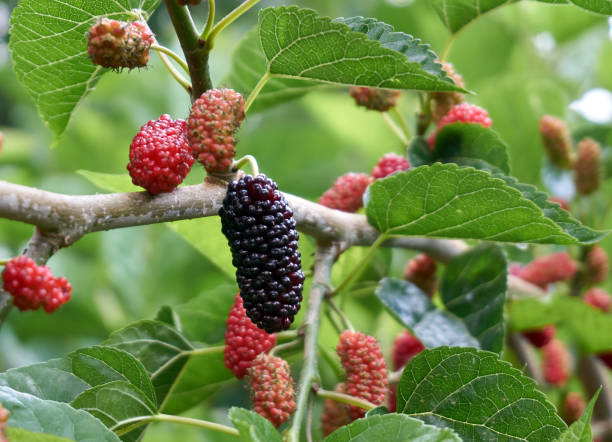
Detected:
left=127, top=115, right=194, bottom=194
left=562, top=392, right=585, bottom=424
left=187, top=88, right=245, bottom=174
left=87, top=19, right=154, bottom=69
left=522, top=324, right=555, bottom=348
left=574, top=137, right=602, bottom=195
left=319, top=173, right=372, bottom=213
left=388, top=330, right=424, bottom=412
left=371, top=153, right=410, bottom=180
left=404, top=254, right=437, bottom=297
left=321, top=383, right=352, bottom=436
left=428, top=103, right=492, bottom=147
left=539, top=115, right=573, bottom=169
left=219, top=174, right=305, bottom=333
left=585, top=245, right=608, bottom=286
left=224, top=293, right=277, bottom=378
left=337, top=331, right=388, bottom=420
left=2, top=256, right=72, bottom=313
left=542, top=339, right=570, bottom=387
left=514, top=252, right=577, bottom=290
left=349, top=87, right=401, bottom=112
left=248, top=353, right=295, bottom=428
left=583, top=288, right=611, bottom=313
left=430, top=61, right=465, bottom=123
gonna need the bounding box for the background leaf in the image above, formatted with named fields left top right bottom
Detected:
left=258, top=7, right=462, bottom=92
left=568, top=0, right=612, bottom=14
left=376, top=278, right=480, bottom=349
left=430, top=0, right=511, bottom=34
left=324, top=414, right=461, bottom=442
left=365, top=163, right=604, bottom=245
left=0, top=386, right=121, bottom=442
left=441, top=244, right=507, bottom=353
left=9, top=0, right=161, bottom=139
left=228, top=408, right=283, bottom=442
left=397, top=347, right=567, bottom=441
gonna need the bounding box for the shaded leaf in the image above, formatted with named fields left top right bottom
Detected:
left=9, top=0, right=161, bottom=139
left=397, top=347, right=567, bottom=441
left=376, top=278, right=480, bottom=349
left=441, top=244, right=507, bottom=353
left=258, top=7, right=463, bottom=92
left=229, top=407, right=282, bottom=442
left=324, top=414, right=461, bottom=442
left=430, top=0, right=511, bottom=34
left=365, top=163, right=605, bottom=245
left=568, top=0, right=612, bottom=14
left=0, top=386, right=120, bottom=441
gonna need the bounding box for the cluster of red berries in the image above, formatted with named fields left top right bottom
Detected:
left=2, top=256, right=72, bottom=313
left=512, top=252, right=577, bottom=290
left=404, top=254, right=437, bottom=297
left=349, top=87, right=401, bottom=112
left=427, top=102, right=492, bottom=148
left=319, top=152, right=410, bottom=212
left=87, top=19, right=154, bottom=70
left=388, top=330, right=424, bottom=412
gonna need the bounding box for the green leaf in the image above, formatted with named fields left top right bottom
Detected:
left=0, top=386, right=120, bottom=441
left=430, top=0, right=512, bottom=34
left=397, top=347, right=567, bottom=441
left=7, top=428, right=73, bottom=442
left=0, top=346, right=155, bottom=406
left=509, top=296, right=612, bottom=353
left=228, top=408, right=283, bottom=442
left=258, top=7, right=462, bottom=92
left=432, top=123, right=511, bottom=174
left=102, top=320, right=193, bottom=407
left=568, top=0, right=612, bottom=14
left=223, top=28, right=326, bottom=114
left=556, top=389, right=600, bottom=442
left=365, top=406, right=389, bottom=417
left=365, top=163, right=605, bottom=245
left=441, top=244, right=507, bottom=353
left=376, top=278, right=480, bottom=349
left=71, top=380, right=157, bottom=442
left=9, top=0, right=161, bottom=139
left=78, top=170, right=235, bottom=278
left=332, top=17, right=449, bottom=79
left=324, top=414, right=461, bottom=442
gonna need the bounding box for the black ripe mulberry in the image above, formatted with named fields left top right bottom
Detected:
left=219, top=175, right=305, bottom=333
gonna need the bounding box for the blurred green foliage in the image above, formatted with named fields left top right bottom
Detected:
left=0, top=0, right=610, bottom=440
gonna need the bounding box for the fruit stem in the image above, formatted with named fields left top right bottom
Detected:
left=276, top=329, right=299, bottom=341
left=313, top=386, right=377, bottom=411
left=270, top=338, right=303, bottom=356
left=324, top=308, right=343, bottom=335
left=232, top=155, right=259, bottom=176
left=390, top=106, right=412, bottom=141
left=154, top=49, right=192, bottom=93
left=287, top=244, right=338, bottom=442
left=0, top=259, right=9, bottom=266
left=325, top=297, right=354, bottom=332
left=441, top=34, right=456, bottom=62
left=201, top=0, right=216, bottom=40
left=244, top=72, right=272, bottom=113
left=206, top=0, right=262, bottom=48
left=111, top=414, right=239, bottom=437
left=151, top=44, right=190, bottom=74
left=184, top=345, right=225, bottom=356
left=329, top=233, right=388, bottom=297
left=382, top=112, right=409, bottom=146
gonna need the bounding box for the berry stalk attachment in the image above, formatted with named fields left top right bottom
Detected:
left=219, top=174, right=305, bottom=333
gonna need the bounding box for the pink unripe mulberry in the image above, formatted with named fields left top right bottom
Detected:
left=428, top=103, right=492, bottom=148
left=585, top=246, right=608, bottom=286
left=542, top=339, right=570, bottom=386
left=549, top=197, right=570, bottom=211
left=371, top=153, right=410, bottom=179
left=127, top=115, right=194, bottom=194
left=522, top=324, right=556, bottom=348
left=321, top=383, right=352, bottom=436
left=539, top=116, right=573, bottom=170
left=87, top=19, right=154, bottom=69
left=349, top=87, right=400, bottom=112
left=224, top=293, right=277, bottom=379
left=574, top=138, right=602, bottom=195
left=391, top=330, right=425, bottom=370
left=319, top=173, right=372, bottom=213
left=562, top=392, right=585, bottom=424
left=515, top=252, right=577, bottom=290
left=248, top=353, right=295, bottom=428
left=337, top=331, right=388, bottom=420
left=431, top=61, right=465, bottom=123
left=2, top=256, right=72, bottom=313
left=404, top=254, right=437, bottom=297
left=187, top=88, right=245, bottom=174
left=583, top=288, right=611, bottom=313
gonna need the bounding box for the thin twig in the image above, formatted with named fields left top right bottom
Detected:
left=314, top=386, right=377, bottom=411
left=206, top=0, right=262, bottom=48
left=382, top=112, right=409, bottom=146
